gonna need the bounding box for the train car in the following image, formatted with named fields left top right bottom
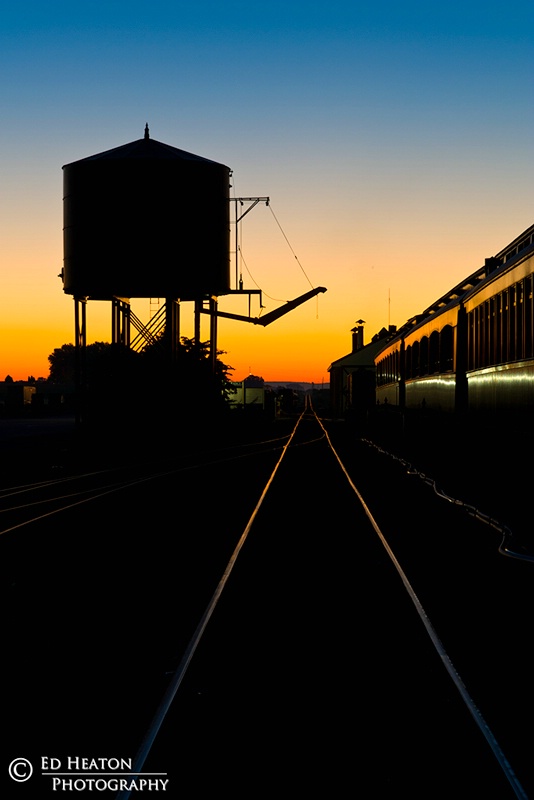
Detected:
left=374, top=329, right=404, bottom=407
left=375, top=221, right=534, bottom=419
left=463, top=225, right=534, bottom=415
left=375, top=267, right=485, bottom=411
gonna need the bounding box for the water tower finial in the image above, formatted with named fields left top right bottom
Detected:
left=144, top=123, right=150, bottom=140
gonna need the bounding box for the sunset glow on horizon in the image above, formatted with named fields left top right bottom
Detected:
left=2, top=2, right=534, bottom=384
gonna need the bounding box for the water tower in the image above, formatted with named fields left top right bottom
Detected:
left=61, top=126, right=326, bottom=420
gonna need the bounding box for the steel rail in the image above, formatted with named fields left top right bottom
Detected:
left=313, top=407, right=528, bottom=800
left=107, top=402, right=527, bottom=800
left=116, top=411, right=306, bottom=800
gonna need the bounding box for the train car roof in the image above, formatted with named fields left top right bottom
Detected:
left=378, top=267, right=486, bottom=351
left=461, top=222, right=534, bottom=306
left=494, top=221, right=534, bottom=263
left=378, top=220, right=534, bottom=352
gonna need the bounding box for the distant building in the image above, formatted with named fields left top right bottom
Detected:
left=328, top=323, right=395, bottom=418
left=0, top=381, right=36, bottom=414
left=0, top=380, right=74, bottom=416
left=229, top=375, right=266, bottom=411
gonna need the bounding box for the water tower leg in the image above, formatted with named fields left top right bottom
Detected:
left=194, top=299, right=202, bottom=354
left=209, top=296, right=218, bottom=372
left=74, top=297, right=87, bottom=425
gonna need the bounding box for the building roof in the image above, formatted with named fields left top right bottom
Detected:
left=328, top=336, right=389, bottom=372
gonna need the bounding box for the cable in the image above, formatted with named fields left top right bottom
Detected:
left=238, top=246, right=285, bottom=303
left=268, top=205, right=315, bottom=290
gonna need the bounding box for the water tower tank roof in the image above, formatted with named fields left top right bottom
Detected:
left=62, top=127, right=232, bottom=300
left=63, top=130, right=229, bottom=169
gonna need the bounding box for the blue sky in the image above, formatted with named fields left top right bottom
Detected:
left=1, top=1, right=534, bottom=381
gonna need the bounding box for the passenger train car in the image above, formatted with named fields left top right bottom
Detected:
left=375, top=222, right=534, bottom=418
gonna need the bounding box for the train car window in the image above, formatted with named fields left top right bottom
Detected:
left=405, top=344, right=412, bottom=380
left=480, top=303, right=486, bottom=368
left=413, top=341, right=420, bottom=377
left=517, top=280, right=524, bottom=361
left=497, top=293, right=503, bottom=365
left=526, top=275, right=533, bottom=359
left=377, top=359, right=383, bottom=386
left=474, top=306, right=484, bottom=369
left=490, top=296, right=496, bottom=365
left=467, top=312, right=475, bottom=370
left=509, top=286, right=516, bottom=362
left=440, top=325, right=454, bottom=372
left=484, top=300, right=493, bottom=367
left=502, top=290, right=509, bottom=363
left=492, top=295, right=500, bottom=366
left=420, top=337, right=429, bottom=376
left=429, top=331, right=439, bottom=374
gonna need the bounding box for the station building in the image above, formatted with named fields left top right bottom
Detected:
left=328, top=323, right=395, bottom=418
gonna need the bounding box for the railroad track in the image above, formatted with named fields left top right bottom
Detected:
left=1, top=407, right=531, bottom=798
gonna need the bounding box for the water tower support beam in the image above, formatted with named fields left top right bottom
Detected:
left=165, top=298, right=180, bottom=363
left=111, top=298, right=131, bottom=347
left=231, top=197, right=270, bottom=289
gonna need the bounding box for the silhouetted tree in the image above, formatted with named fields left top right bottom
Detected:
left=47, top=337, right=235, bottom=421
left=48, top=342, right=138, bottom=385
left=139, top=334, right=235, bottom=413
left=47, top=344, right=76, bottom=384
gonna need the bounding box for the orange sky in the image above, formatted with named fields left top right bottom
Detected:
left=2, top=4, right=534, bottom=383
left=1, top=192, right=532, bottom=384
